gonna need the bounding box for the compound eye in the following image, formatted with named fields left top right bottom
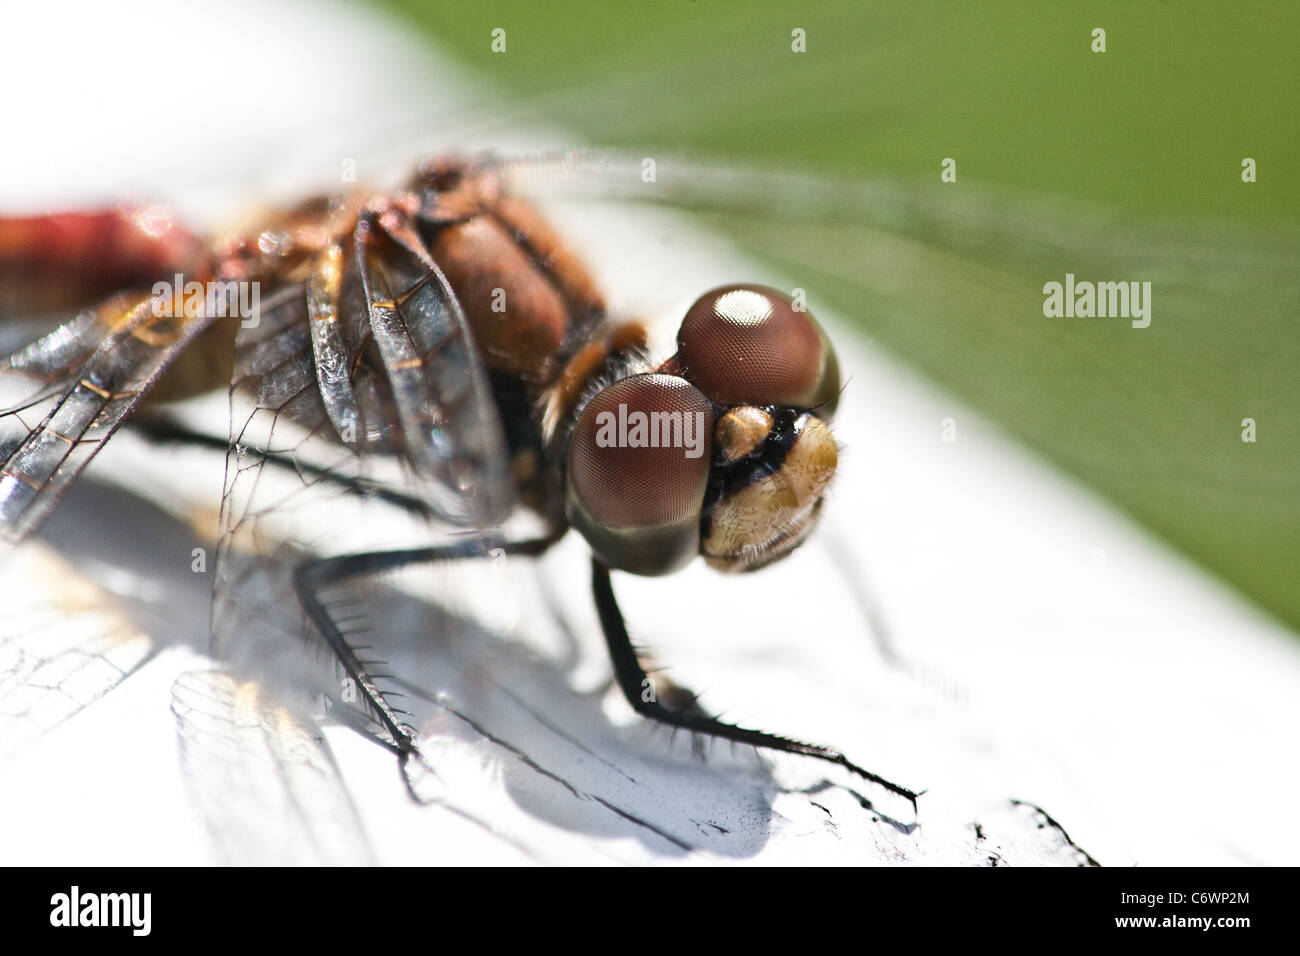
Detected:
left=565, top=373, right=714, bottom=575
left=675, top=284, right=840, bottom=417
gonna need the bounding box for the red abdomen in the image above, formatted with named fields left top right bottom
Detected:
left=0, top=207, right=199, bottom=316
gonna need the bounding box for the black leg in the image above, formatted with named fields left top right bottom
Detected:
left=591, top=558, right=920, bottom=807
left=292, top=533, right=561, bottom=754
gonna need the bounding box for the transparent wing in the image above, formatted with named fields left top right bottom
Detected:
left=0, top=291, right=217, bottom=542
left=506, top=150, right=1300, bottom=590
left=210, top=222, right=515, bottom=742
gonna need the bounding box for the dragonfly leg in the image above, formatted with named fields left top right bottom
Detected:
left=591, top=558, right=921, bottom=808
left=292, top=535, right=562, bottom=753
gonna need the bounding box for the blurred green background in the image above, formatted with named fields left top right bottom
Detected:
left=378, top=0, right=1300, bottom=630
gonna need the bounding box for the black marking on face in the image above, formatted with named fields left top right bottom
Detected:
left=700, top=407, right=801, bottom=539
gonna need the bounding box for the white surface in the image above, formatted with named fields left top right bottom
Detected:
left=0, top=0, right=1296, bottom=866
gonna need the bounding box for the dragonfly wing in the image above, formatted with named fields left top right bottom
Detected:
left=211, top=230, right=515, bottom=743
left=0, top=291, right=218, bottom=542
left=353, top=216, right=514, bottom=527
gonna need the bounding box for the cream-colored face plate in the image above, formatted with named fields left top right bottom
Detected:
left=703, top=414, right=837, bottom=572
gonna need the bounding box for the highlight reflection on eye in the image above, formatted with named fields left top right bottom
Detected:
left=675, top=284, right=840, bottom=416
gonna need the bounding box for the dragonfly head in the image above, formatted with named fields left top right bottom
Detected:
left=566, top=285, right=841, bottom=575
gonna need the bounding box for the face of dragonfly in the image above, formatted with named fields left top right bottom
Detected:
left=566, top=284, right=841, bottom=576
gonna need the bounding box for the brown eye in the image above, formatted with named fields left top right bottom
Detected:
left=675, top=284, right=840, bottom=416
left=565, top=373, right=714, bottom=575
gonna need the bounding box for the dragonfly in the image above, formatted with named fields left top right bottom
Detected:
left=0, top=152, right=920, bottom=819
